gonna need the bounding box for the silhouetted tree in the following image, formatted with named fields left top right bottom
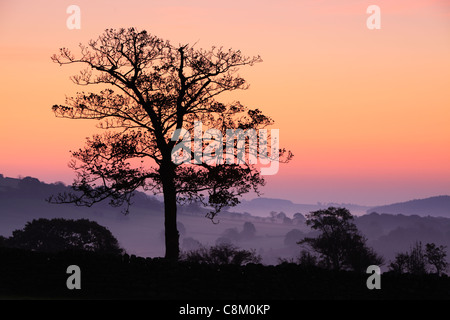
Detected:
left=241, top=221, right=256, bottom=240
left=49, top=28, right=292, bottom=260
left=293, top=212, right=306, bottom=225
left=299, top=207, right=383, bottom=271
left=345, top=241, right=384, bottom=273
left=6, top=218, right=123, bottom=254
left=297, top=250, right=319, bottom=268
left=389, top=241, right=428, bottom=275
left=388, top=252, right=409, bottom=274
left=276, top=212, right=287, bottom=220
left=282, top=216, right=293, bottom=225
left=425, top=243, right=448, bottom=276
left=407, top=241, right=427, bottom=275
left=269, top=211, right=277, bottom=222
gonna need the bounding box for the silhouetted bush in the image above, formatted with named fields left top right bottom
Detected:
left=5, top=218, right=124, bottom=255
left=181, top=243, right=261, bottom=266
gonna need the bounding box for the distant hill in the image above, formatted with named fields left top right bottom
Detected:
left=0, top=174, right=265, bottom=223
left=0, top=174, right=163, bottom=236
left=0, top=174, right=164, bottom=215
left=367, top=196, right=450, bottom=217
left=355, top=212, right=450, bottom=263
left=232, top=197, right=370, bottom=217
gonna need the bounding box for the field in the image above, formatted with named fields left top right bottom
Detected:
left=107, top=212, right=306, bottom=264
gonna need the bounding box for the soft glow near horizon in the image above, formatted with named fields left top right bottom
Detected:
left=0, top=0, right=449, bottom=206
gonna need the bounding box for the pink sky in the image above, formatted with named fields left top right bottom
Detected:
left=0, top=0, right=449, bottom=206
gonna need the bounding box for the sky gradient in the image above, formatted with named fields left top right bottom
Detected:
left=1, top=0, right=449, bottom=206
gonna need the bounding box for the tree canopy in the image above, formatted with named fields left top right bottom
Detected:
left=5, top=218, right=124, bottom=255
left=49, top=28, right=292, bottom=259
left=299, top=207, right=384, bottom=272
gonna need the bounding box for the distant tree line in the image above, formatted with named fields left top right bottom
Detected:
left=389, top=241, right=448, bottom=276
left=217, top=221, right=257, bottom=245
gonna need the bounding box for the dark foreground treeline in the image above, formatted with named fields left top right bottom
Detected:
left=1, top=247, right=449, bottom=300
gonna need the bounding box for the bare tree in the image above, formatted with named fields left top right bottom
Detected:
left=49, top=28, right=292, bottom=260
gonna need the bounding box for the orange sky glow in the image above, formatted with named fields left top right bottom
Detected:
left=0, top=0, right=449, bottom=206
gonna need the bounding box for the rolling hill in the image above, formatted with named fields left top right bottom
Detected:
left=367, top=195, right=450, bottom=217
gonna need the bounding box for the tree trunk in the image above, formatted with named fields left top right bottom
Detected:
left=161, top=164, right=180, bottom=260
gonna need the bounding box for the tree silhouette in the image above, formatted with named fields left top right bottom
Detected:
left=49, top=28, right=292, bottom=260
left=388, top=252, right=409, bottom=274
left=389, top=242, right=448, bottom=275
left=425, top=243, right=448, bottom=276
left=299, top=207, right=383, bottom=271
left=241, top=221, right=256, bottom=240
left=407, top=241, right=427, bottom=275
left=389, top=241, right=427, bottom=275
left=6, top=218, right=123, bottom=254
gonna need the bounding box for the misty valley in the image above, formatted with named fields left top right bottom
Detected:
left=1, top=174, right=450, bottom=299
